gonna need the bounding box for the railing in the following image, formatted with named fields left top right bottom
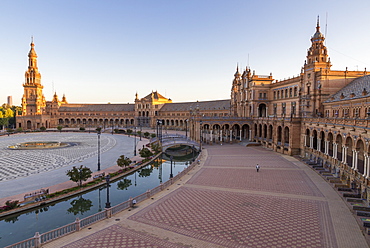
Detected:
left=6, top=155, right=200, bottom=248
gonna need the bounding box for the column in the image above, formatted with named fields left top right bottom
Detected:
left=342, top=146, right=347, bottom=164
left=325, top=141, right=329, bottom=155
left=210, top=130, right=213, bottom=143
left=352, top=149, right=358, bottom=170
left=239, top=130, right=242, bottom=141
left=220, top=130, right=223, bottom=143
left=365, top=153, right=370, bottom=178
left=249, top=130, right=252, bottom=141
left=363, top=153, right=368, bottom=177
left=230, top=129, right=232, bottom=143
left=310, top=136, right=313, bottom=148
left=317, top=138, right=321, bottom=152
left=304, top=135, right=307, bottom=147
left=333, top=143, right=337, bottom=159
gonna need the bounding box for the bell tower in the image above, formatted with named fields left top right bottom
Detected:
left=21, top=39, right=46, bottom=116
left=304, top=16, right=331, bottom=72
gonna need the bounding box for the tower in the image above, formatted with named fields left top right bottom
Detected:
left=301, top=17, right=332, bottom=117
left=21, top=40, right=46, bottom=116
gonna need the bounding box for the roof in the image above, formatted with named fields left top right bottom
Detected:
left=58, top=104, right=135, bottom=112
left=324, top=75, right=370, bottom=103
left=160, top=100, right=230, bottom=112
left=142, top=91, right=168, bottom=101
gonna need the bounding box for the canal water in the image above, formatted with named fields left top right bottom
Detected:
left=0, top=154, right=195, bottom=247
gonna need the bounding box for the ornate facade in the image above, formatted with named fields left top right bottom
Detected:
left=16, top=18, right=370, bottom=201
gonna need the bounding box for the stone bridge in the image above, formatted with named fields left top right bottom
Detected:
left=151, top=134, right=200, bottom=152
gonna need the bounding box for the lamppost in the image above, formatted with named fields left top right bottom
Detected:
left=134, top=126, right=137, bottom=156
left=200, top=120, right=203, bottom=151
left=111, top=120, right=114, bottom=135
left=97, top=129, right=101, bottom=171
left=170, top=155, right=173, bottom=178
left=185, top=119, right=188, bottom=138
left=139, top=119, right=142, bottom=141
left=105, top=175, right=111, bottom=208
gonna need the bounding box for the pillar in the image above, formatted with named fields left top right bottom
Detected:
left=230, top=129, right=232, bottom=143
left=249, top=130, right=252, bottom=141
left=220, top=130, right=223, bottom=143
left=310, top=136, right=313, bottom=148
left=239, top=130, right=242, bottom=141
left=317, top=138, right=321, bottom=152
left=333, top=143, right=337, bottom=159
left=353, top=149, right=358, bottom=170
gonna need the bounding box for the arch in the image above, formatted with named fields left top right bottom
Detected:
left=242, top=124, right=250, bottom=140
left=305, top=129, right=310, bottom=147
left=312, top=130, right=318, bottom=150
left=268, top=125, right=273, bottom=140
left=27, top=120, right=32, bottom=129
left=284, top=126, right=289, bottom=144
left=277, top=126, right=282, bottom=143
left=258, top=124, right=262, bottom=137
left=327, top=133, right=333, bottom=157
left=319, top=131, right=325, bottom=153
left=346, top=136, right=353, bottom=167
left=356, top=139, right=365, bottom=174
left=336, top=134, right=343, bottom=161
left=254, top=123, right=258, bottom=138
left=258, top=103, right=267, bottom=117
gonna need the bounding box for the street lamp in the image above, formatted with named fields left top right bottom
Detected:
left=111, top=120, right=114, bottom=135
left=185, top=119, right=188, bottom=138
left=134, top=126, right=137, bottom=156
left=97, top=129, right=101, bottom=171
left=105, top=175, right=111, bottom=208
left=170, top=155, right=173, bottom=178
left=200, top=120, right=203, bottom=151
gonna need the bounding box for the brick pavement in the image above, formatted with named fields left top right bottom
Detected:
left=43, top=144, right=369, bottom=248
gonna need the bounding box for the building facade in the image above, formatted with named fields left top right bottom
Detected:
left=16, top=18, right=370, bottom=202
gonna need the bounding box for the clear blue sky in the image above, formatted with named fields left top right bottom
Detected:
left=1, top=0, right=369, bottom=106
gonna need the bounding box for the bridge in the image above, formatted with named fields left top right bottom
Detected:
left=151, top=134, right=200, bottom=152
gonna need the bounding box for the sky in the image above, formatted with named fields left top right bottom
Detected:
left=1, top=0, right=370, bottom=106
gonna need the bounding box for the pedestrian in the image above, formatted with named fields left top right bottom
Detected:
left=256, top=164, right=260, bottom=172
left=132, top=199, right=136, bottom=207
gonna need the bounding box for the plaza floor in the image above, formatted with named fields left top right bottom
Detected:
left=43, top=144, right=369, bottom=248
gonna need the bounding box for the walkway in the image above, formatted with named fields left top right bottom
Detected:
left=44, top=143, right=369, bottom=248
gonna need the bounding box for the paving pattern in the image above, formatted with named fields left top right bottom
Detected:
left=0, top=133, right=115, bottom=182
left=61, top=225, right=186, bottom=248
left=129, top=187, right=334, bottom=248
left=44, top=143, right=369, bottom=248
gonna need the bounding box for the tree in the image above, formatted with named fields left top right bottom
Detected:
left=116, top=155, right=132, bottom=168
left=139, top=147, right=153, bottom=159
left=137, top=131, right=142, bottom=138
left=40, top=126, right=46, bottom=131
left=150, top=133, right=156, bottom=139
left=117, top=179, right=132, bottom=190
left=57, top=126, right=63, bottom=132
left=143, top=132, right=150, bottom=138
left=138, top=167, right=153, bottom=177
left=126, top=129, right=133, bottom=136
left=96, top=127, right=102, bottom=132
left=151, top=143, right=161, bottom=154
left=67, top=196, right=93, bottom=215
left=4, top=108, right=14, bottom=118
left=66, top=165, right=92, bottom=187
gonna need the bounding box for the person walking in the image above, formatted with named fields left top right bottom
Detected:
left=256, top=164, right=260, bottom=172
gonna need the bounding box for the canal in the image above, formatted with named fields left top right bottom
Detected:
left=0, top=154, right=195, bottom=247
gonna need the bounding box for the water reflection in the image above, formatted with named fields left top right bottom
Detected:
left=67, top=196, right=93, bottom=216
left=117, top=179, right=132, bottom=190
